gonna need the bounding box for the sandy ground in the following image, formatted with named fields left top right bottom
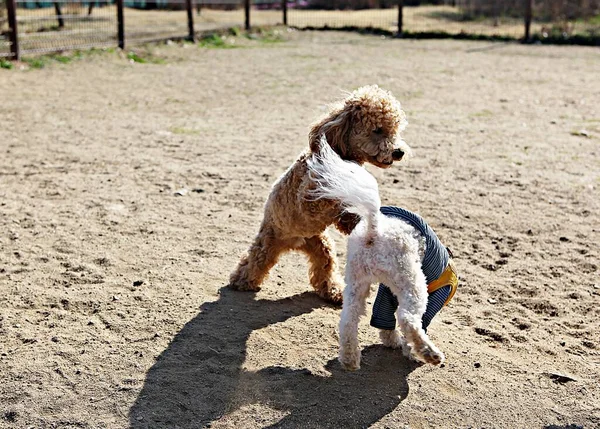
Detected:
left=1, top=31, right=599, bottom=428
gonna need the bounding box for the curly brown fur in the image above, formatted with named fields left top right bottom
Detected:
left=229, top=85, right=410, bottom=304
left=309, top=85, right=409, bottom=168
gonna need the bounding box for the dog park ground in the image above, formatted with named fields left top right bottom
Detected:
left=1, top=30, right=599, bottom=428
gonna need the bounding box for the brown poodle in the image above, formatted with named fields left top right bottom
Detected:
left=229, top=85, right=410, bottom=304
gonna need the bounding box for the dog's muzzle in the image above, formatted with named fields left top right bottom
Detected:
left=392, top=149, right=405, bottom=161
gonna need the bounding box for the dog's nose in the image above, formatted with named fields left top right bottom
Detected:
left=392, top=149, right=405, bottom=160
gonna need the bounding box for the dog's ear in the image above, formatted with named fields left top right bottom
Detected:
left=309, top=108, right=353, bottom=158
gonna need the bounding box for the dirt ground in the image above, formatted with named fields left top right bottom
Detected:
left=1, top=31, right=599, bottom=428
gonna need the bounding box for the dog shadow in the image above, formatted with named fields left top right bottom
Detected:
left=129, top=286, right=418, bottom=428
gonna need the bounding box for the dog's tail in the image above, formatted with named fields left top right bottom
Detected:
left=307, top=136, right=381, bottom=241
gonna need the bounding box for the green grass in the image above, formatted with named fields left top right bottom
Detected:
left=10, top=47, right=160, bottom=70
left=198, top=33, right=240, bottom=49
left=197, top=27, right=286, bottom=49
left=229, top=26, right=242, bottom=37
left=0, top=59, right=13, bottom=70
left=576, top=13, right=600, bottom=26
left=127, top=52, right=147, bottom=63
left=471, top=109, right=494, bottom=118
left=53, top=54, right=79, bottom=64
left=18, top=49, right=100, bottom=69
left=169, top=127, right=201, bottom=135
left=21, top=52, right=82, bottom=69
left=126, top=50, right=166, bottom=64
left=246, top=28, right=284, bottom=44
left=23, top=57, right=49, bottom=69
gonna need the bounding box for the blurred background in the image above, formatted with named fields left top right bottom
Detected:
left=2, top=0, right=599, bottom=58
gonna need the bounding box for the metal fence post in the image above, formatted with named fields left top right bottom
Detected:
left=186, top=0, right=195, bottom=41
left=116, top=0, right=124, bottom=49
left=6, top=0, right=19, bottom=60
left=54, top=2, right=64, bottom=28
left=397, top=0, right=403, bottom=36
left=524, top=0, right=532, bottom=41
left=245, top=0, right=250, bottom=30
left=282, top=0, right=287, bottom=25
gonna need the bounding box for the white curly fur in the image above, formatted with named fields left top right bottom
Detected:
left=308, top=139, right=445, bottom=370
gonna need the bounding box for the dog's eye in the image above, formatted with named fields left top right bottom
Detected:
left=373, top=128, right=383, bottom=135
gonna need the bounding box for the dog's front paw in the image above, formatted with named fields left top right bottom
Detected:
left=415, top=343, right=445, bottom=366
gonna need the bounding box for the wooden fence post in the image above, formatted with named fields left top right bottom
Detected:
left=397, top=0, right=403, bottom=36
left=116, top=0, right=124, bottom=49
left=524, top=0, right=532, bottom=41
left=245, top=0, right=250, bottom=30
left=186, top=0, right=195, bottom=41
left=6, top=0, right=19, bottom=60
left=282, top=0, right=287, bottom=25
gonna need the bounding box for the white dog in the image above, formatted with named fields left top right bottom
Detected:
left=307, top=138, right=445, bottom=370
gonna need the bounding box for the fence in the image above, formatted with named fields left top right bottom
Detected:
left=1, top=1, right=599, bottom=59
left=287, top=0, right=600, bottom=41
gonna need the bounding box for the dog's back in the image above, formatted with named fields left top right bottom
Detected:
left=347, top=215, right=425, bottom=284
left=266, top=150, right=346, bottom=238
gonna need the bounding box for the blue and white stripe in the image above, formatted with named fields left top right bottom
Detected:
left=421, top=286, right=451, bottom=330
left=371, top=284, right=451, bottom=331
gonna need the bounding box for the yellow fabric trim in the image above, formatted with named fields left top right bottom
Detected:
left=427, top=260, right=458, bottom=306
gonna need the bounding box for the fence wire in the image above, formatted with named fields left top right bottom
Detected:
left=15, top=0, right=117, bottom=55
left=1, top=0, right=12, bottom=57
left=124, top=0, right=189, bottom=44
left=1, top=0, right=599, bottom=58
left=289, top=0, right=599, bottom=40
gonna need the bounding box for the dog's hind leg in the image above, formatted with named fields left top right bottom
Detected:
left=300, top=232, right=344, bottom=305
left=338, top=264, right=371, bottom=370
left=392, top=273, right=445, bottom=365
left=229, top=223, right=288, bottom=292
